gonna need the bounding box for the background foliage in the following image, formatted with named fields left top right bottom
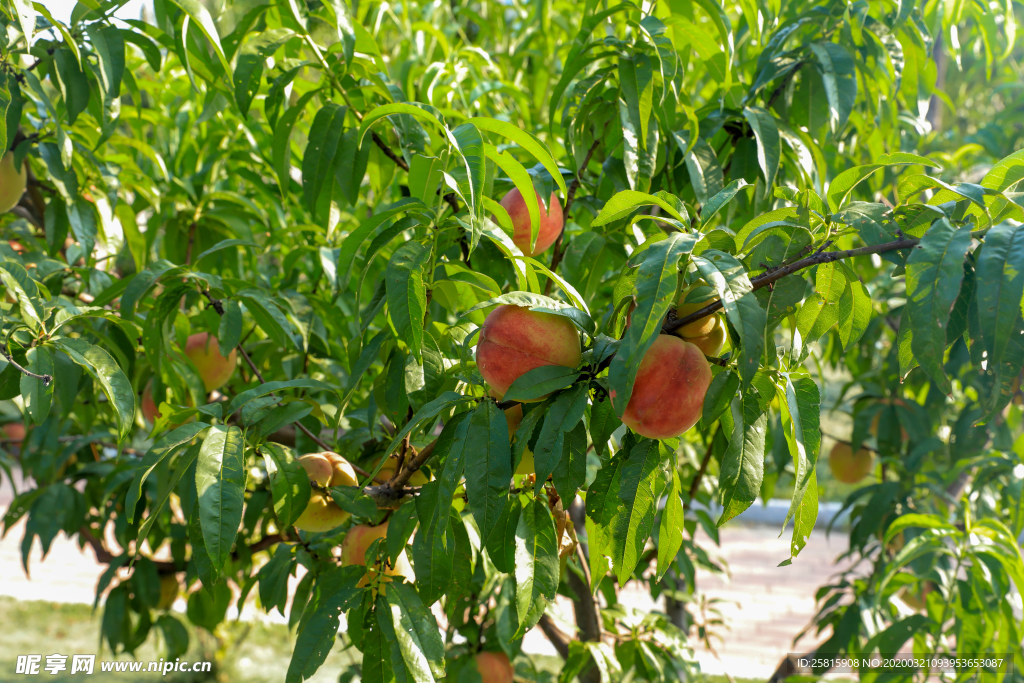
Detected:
left=1, top=0, right=1023, bottom=680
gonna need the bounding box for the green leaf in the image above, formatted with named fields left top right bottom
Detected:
left=779, top=376, right=820, bottom=563
left=286, top=566, right=366, bottom=683
left=468, top=118, right=567, bottom=196
left=273, top=89, right=319, bottom=191
left=717, top=394, right=767, bottom=525
left=742, top=107, right=780, bottom=189
left=656, top=466, right=685, bottom=582
left=486, top=144, right=540, bottom=252
left=302, top=104, right=348, bottom=214
left=465, top=401, right=511, bottom=542
left=137, top=442, right=201, bottom=553
left=808, top=42, right=856, bottom=131
left=552, top=421, right=588, bottom=505
left=51, top=338, right=135, bottom=441
left=838, top=277, right=872, bottom=351
left=701, top=179, right=750, bottom=226
left=609, top=233, right=697, bottom=414
left=827, top=153, right=940, bottom=212
left=53, top=48, right=91, bottom=125
left=905, top=218, right=973, bottom=392
left=20, top=346, right=53, bottom=425
left=0, top=262, right=45, bottom=331
left=85, top=24, right=125, bottom=103
left=693, top=251, right=767, bottom=387
left=975, top=223, right=1024, bottom=368
left=227, top=379, right=334, bottom=413
left=384, top=582, right=445, bottom=680
left=592, top=190, right=690, bottom=227
left=514, top=498, right=559, bottom=635
left=385, top=240, right=431, bottom=362
left=449, top=122, right=486, bottom=215
left=125, top=423, right=211, bottom=524
left=358, top=103, right=445, bottom=149
left=262, top=443, right=312, bottom=528
left=532, top=385, right=588, bottom=493
left=589, top=392, right=621, bottom=458
left=503, top=366, right=582, bottom=403
left=613, top=438, right=664, bottom=583
left=195, top=426, right=246, bottom=571
left=167, top=0, right=232, bottom=74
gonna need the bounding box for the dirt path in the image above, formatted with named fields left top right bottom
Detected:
left=1, top=472, right=850, bottom=679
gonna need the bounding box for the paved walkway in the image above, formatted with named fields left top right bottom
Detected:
left=0, top=472, right=851, bottom=679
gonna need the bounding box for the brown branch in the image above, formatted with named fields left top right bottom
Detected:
left=371, top=132, right=410, bottom=172
left=663, top=238, right=919, bottom=335
left=200, top=291, right=384, bottom=482
left=544, top=138, right=601, bottom=295
left=684, top=428, right=718, bottom=511
left=537, top=614, right=572, bottom=659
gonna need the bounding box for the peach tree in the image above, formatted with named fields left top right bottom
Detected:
left=0, top=0, right=1022, bottom=680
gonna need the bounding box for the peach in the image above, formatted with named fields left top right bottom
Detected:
left=293, top=452, right=359, bottom=532
left=184, top=332, right=237, bottom=392
left=674, top=280, right=720, bottom=337
left=476, top=305, right=581, bottom=398
left=141, top=380, right=195, bottom=427
left=376, top=456, right=429, bottom=485
left=141, top=382, right=160, bottom=424
left=474, top=651, right=514, bottom=683
left=611, top=335, right=711, bottom=440
left=828, top=442, right=874, bottom=483
left=341, top=521, right=414, bottom=588
left=499, top=187, right=563, bottom=257
left=685, top=319, right=726, bottom=357
left=2, top=422, right=26, bottom=445
left=0, top=151, right=27, bottom=213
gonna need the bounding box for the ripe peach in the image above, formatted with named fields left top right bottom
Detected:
left=611, top=335, right=712, bottom=440
left=293, top=452, right=359, bottom=532
left=141, top=381, right=161, bottom=424
left=2, top=422, right=26, bottom=445
left=341, top=521, right=414, bottom=588
left=476, top=305, right=581, bottom=398
left=685, top=318, right=726, bottom=357
left=674, top=280, right=720, bottom=337
left=828, top=442, right=874, bottom=483
left=474, top=651, right=514, bottom=683
left=0, top=151, right=27, bottom=213
left=184, top=332, right=237, bottom=392
left=499, top=187, right=563, bottom=257
left=376, top=456, right=429, bottom=485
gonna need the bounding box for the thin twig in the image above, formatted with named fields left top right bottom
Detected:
left=544, top=138, right=601, bottom=295
left=3, top=352, right=52, bottom=386
left=201, top=291, right=383, bottom=481
left=663, top=238, right=920, bottom=335
left=685, top=429, right=718, bottom=511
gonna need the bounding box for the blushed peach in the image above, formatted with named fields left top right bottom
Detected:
left=499, top=187, right=563, bottom=256
left=610, top=335, right=712, bottom=440
left=293, top=452, right=359, bottom=532
left=474, top=651, right=514, bottom=683
left=341, top=521, right=414, bottom=589
left=184, top=332, right=237, bottom=392
left=476, top=305, right=581, bottom=398
left=828, top=442, right=873, bottom=483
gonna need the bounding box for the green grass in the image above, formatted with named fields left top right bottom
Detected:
left=0, top=597, right=778, bottom=682
left=0, top=596, right=357, bottom=683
